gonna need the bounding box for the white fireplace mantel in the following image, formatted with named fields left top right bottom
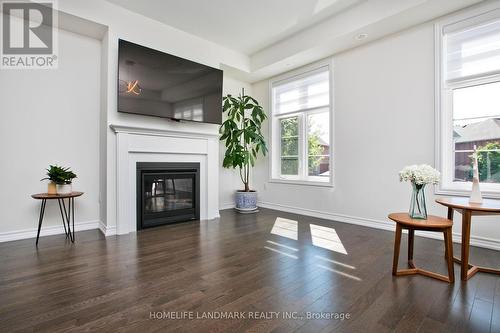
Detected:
left=110, top=124, right=219, bottom=140
left=110, top=124, right=220, bottom=235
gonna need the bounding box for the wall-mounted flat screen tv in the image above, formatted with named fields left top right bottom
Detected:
left=118, top=39, right=223, bottom=124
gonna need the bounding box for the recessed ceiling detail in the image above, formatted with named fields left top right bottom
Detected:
left=105, top=0, right=364, bottom=54
left=105, top=0, right=484, bottom=82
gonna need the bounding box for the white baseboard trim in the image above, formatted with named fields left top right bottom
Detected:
left=0, top=220, right=101, bottom=243
left=210, top=209, right=221, bottom=219
left=258, top=201, right=500, bottom=252
left=219, top=202, right=235, bottom=210
left=98, top=221, right=117, bottom=237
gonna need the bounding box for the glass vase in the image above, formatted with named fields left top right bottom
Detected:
left=409, top=182, right=427, bottom=219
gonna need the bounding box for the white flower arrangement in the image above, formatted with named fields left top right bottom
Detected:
left=399, top=164, right=440, bottom=185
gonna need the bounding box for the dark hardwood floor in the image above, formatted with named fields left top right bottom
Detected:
left=1, top=208, right=500, bottom=332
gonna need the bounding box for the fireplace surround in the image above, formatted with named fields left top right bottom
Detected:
left=136, top=162, right=200, bottom=229
left=110, top=124, right=220, bottom=235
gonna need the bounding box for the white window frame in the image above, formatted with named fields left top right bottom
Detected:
left=435, top=3, right=500, bottom=198
left=269, top=59, right=334, bottom=187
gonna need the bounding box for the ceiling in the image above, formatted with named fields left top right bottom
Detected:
left=105, top=0, right=364, bottom=55
left=105, top=0, right=486, bottom=82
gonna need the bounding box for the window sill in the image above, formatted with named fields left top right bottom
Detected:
left=268, top=178, right=333, bottom=188
left=436, top=184, right=500, bottom=199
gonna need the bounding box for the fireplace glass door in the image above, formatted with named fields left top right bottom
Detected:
left=137, top=163, right=200, bottom=229
left=144, top=173, right=194, bottom=213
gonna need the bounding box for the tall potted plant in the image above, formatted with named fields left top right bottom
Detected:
left=220, top=89, right=267, bottom=212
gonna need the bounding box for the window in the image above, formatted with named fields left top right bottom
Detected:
left=173, top=98, right=204, bottom=121
left=270, top=64, right=332, bottom=185
left=436, top=6, right=500, bottom=196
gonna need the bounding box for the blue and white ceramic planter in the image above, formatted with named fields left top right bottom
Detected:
left=235, top=191, right=258, bottom=212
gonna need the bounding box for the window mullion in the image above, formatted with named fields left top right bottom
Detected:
left=296, top=113, right=302, bottom=179
left=277, top=116, right=282, bottom=178
left=301, top=112, right=308, bottom=180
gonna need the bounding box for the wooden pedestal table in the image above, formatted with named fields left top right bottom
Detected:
left=31, top=192, right=84, bottom=246
left=388, top=213, right=455, bottom=283
left=436, top=197, right=500, bottom=281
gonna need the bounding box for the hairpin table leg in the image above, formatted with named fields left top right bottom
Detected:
left=36, top=199, right=47, bottom=246
left=71, top=197, right=75, bottom=242
left=60, top=198, right=74, bottom=243
left=57, top=199, right=69, bottom=238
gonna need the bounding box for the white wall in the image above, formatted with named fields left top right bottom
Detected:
left=0, top=29, right=101, bottom=238
left=252, top=23, right=500, bottom=250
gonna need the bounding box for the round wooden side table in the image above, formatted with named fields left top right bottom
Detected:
left=31, top=192, right=84, bottom=246
left=436, top=197, right=500, bottom=281
left=388, top=213, right=455, bottom=283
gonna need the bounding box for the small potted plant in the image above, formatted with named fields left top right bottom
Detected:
left=220, top=89, right=267, bottom=212
left=41, top=165, right=59, bottom=194
left=399, top=164, right=440, bottom=219
left=41, top=165, right=77, bottom=195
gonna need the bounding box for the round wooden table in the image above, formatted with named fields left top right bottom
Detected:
left=31, top=192, right=84, bottom=245
left=388, top=213, right=455, bottom=283
left=436, top=197, right=500, bottom=281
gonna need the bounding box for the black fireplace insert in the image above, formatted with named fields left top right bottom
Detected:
left=136, top=162, right=200, bottom=230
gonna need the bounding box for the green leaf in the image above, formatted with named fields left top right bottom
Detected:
left=219, top=92, right=268, bottom=189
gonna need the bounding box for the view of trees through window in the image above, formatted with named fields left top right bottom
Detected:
left=280, top=113, right=329, bottom=177
left=280, top=117, right=299, bottom=175
left=453, top=81, right=500, bottom=183
left=477, top=142, right=500, bottom=182
left=308, top=112, right=329, bottom=177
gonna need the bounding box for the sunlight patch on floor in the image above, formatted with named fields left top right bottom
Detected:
left=316, top=264, right=361, bottom=281
left=266, top=240, right=299, bottom=252
left=315, top=255, right=355, bottom=270
left=310, top=224, right=347, bottom=254
left=264, top=246, right=299, bottom=259
left=270, top=217, right=298, bottom=240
